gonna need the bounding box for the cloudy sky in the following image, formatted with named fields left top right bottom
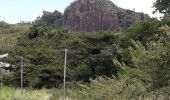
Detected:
left=0, top=0, right=160, bottom=24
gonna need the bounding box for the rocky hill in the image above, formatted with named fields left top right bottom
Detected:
left=63, top=0, right=150, bottom=32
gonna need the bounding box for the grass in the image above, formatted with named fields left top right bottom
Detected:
left=0, top=76, right=169, bottom=100
left=0, top=86, right=56, bottom=100
left=0, top=86, right=15, bottom=100
left=0, top=85, right=169, bottom=100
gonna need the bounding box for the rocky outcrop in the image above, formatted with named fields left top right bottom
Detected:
left=117, top=9, right=150, bottom=29
left=63, top=0, right=150, bottom=32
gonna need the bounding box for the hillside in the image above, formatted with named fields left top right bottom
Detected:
left=0, top=22, right=31, bottom=54
left=63, top=0, right=150, bottom=32
left=0, top=0, right=170, bottom=99
left=40, top=0, right=150, bottom=32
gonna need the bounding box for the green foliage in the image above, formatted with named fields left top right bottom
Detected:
left=0, top=21, right=31, bottom=55
left=126, top=18, right=170, bottom=44
left=1, top=16, right=170, bottom=99
left=28, top=20, right=50, bottom=39
left=0, top=21, right=10, bottom=29
left=2, top=20, right=125, bottom=88
left=127, top=19, right=160, bottom=43
left=51, top=76, right=168, bottom=100
left=41, top=10, right=63, bottom=27
left=1, top=21, right=67, bottom=88
left=128, top=25, right=170, bottom=89
left=153, top=0, right=170, bottom=17
left=66, top=32, right=123, bottom=80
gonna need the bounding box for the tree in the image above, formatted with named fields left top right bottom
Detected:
left=153, top=0, right=170, bottom=17
left=2, top=23, right=67, bottom=88
left=28, top=20, right=49, bottom=39
left=65, top=32, right=123, bottom=80
left=128, top=24, right=170, bottom=89
left=41, top=10, right=63, bottom=27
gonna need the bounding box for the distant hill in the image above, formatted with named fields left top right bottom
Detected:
left=63, top=0, right=150, bottom=32
left=39, top=0, right=150, bottom=32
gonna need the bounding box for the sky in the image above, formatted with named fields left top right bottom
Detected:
left=0, top=0, right=160, bottom=24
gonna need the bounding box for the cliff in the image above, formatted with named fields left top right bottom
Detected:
left=63, top=0, right=150, bottom=32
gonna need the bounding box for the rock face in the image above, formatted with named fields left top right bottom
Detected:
left=64, top=0, right=150, bottom=32
left=117, top=9, right=150, bottom=29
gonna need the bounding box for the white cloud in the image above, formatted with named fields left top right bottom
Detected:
left=116, top=0, right=162, bottom=18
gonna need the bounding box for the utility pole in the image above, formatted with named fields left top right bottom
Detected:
left=62, top=49, right=68, bottom=100
left=20, top=57, right=23, bottom=93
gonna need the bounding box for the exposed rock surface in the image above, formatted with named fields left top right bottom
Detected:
left=63, top=0, right=150, bottom=32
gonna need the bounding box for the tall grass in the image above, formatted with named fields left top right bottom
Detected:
left=0, top=86, right=55, bottom=100
left=0, top=86, right=15, bottom=100
left=0, top=82, right=169, bottom=100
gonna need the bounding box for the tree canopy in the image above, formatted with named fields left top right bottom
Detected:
left=153, top=0, right=170, bottom=17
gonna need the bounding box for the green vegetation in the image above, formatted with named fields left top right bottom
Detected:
left=41, top=10, right=63, bottom=27
left=0, top=17, right=169, bottom=99
left=0, top=22, right=31, bottom=54
left=153, top=0, right=170, bottom=17
left=0, top=86, right=53, bottom=100
left=0, top=0, right=170, bottom=99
